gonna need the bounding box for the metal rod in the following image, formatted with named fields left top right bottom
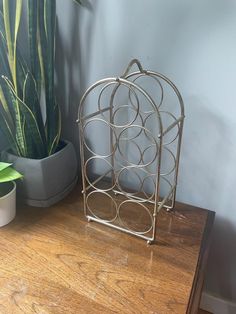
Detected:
left=113, top=189, right=174, bottom=210
left=78, top=116, right=88, bottom=218
left=86, top=215, right=153, bottom=241
left=78, top=106, right=111, bottom=122
left=171, top=118, right=185, bottom=209
left=83, top=169, right=113, bottom=192
left=112, top=189, right=156, bottom=204
left=159, top=116, right=184, bottom=138
left=157, top=185, right=176, bottom=212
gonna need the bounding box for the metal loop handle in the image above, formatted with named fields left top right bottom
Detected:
left=121, top=59, right=144, bottom=77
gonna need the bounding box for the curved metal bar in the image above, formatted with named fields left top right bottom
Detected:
left=160, top=146, right=177, bottom=176
left=98, top=82, right=141, bottom=128
left=83, top=117, right=118, bottom=158
left=86, top=190, right=118, bottom=223
left=117, top=125, right=159, bottom=167
left=111, top=105, right=144, bottom=129
left=116, top=166, right=156, bottom=202
left=129, top=73, right=164, bottom=110
left=118, top=199, right=154, bottom=235
left=121, top=58, right=144, bottom=77
left=125, top=70, right=185, bottom=117
left=84, top=156, right=116, bottom=192
left=78, top=77, right=163, bottom=136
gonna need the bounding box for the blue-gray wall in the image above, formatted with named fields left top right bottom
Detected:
left=56, top=0, right=236, bottom=306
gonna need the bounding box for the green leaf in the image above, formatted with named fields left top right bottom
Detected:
left=0, top=162, right=12, bottom=172
left=23, top=72, right=47, bottom=157
left=38, top=0, right=60, bottom=155
left=48, top=103, right=61, bottom=155
left=0, top=10, right=27, bottom=100
left=2, top=76, right=26, bottom=156
left=27, top=0, right=40, bottom=92
left=3, top=76, right=47, bottom=158
left=0, top=11, right=6, bottom=39
left=0, top=76, right=16, bottom=134
left=38, top=0, right=46, bottom=90
left=0, top=165, right=23, bottom=183
left=0, top=33, right=12, bottom=80
left=0, top=107, right=20, bottom=155
left=0, top=84, right=14, bottom=127
left=3, top=0, right=14, bottom=84
left=23, top=72, right=46, bottom=140
left=2, top=1, right=13, bottom=63
left=15, top=53, right=28, bottom=100
left=13, top=0, right=23, bottom=92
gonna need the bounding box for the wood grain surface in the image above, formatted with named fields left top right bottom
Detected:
left=0, top=185, right=214, bottom=314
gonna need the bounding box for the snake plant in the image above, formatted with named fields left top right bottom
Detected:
left=0, top=0, right=80, bottom=159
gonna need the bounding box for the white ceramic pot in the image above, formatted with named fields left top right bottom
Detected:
left=0, top=181, right=16, bottom=227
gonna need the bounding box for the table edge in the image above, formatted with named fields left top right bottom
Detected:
left=186, top=209, right=215, bottom=314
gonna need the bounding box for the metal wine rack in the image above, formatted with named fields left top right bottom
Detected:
left=77, top=59, right=184, bottom=244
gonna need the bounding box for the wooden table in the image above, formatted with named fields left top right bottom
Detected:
left=0, top=185, right=215, bottom=314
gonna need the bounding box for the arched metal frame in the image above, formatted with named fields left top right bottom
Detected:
left=77, top=59, right=185, bottom=244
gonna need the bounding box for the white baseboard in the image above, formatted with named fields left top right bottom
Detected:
left=200, top=291, right=236, bottom=314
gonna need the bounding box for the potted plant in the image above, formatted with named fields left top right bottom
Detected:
left=0, top=162, right=22, bottom=226
left=0, top=0, right=80, bottom=207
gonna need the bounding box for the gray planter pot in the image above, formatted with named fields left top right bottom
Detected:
left=2, top=140, right=78, bottom=207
